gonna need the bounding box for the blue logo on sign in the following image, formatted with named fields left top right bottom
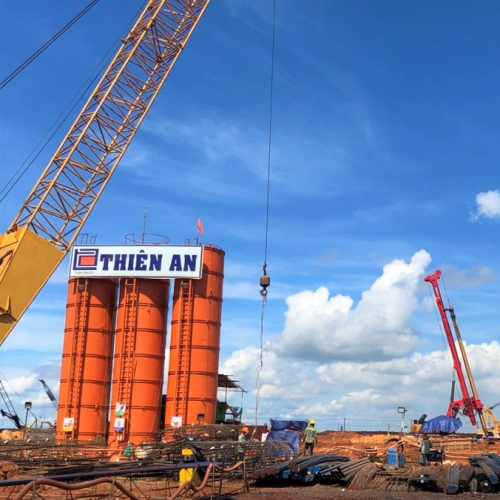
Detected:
left=73, top=248, right=99, bottom=271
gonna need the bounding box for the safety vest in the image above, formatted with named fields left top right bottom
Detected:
left=303, top=426, right=317, bottom=443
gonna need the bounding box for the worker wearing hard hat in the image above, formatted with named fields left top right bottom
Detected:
left=237, top=426, right=250, bottom=461
left=303, top=419, right=318, bottom=456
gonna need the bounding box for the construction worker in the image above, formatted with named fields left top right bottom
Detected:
left=419, top=433, right=432, bottom=465
left=237, top=426, right=250, bottom=461
left=303, top=419, right=318, bottom=456
left=123, top=441, right=133, bottom=460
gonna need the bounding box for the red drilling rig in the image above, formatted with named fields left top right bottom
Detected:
left=424, top=270, right=488, bottom=435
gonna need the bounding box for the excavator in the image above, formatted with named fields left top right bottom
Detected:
left=424, top=270, right=489, bottom=437
left=476, top=401, right=500, bottom=439
left=0, top=0, right=211, bottom=347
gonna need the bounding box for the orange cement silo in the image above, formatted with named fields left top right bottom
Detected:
left=165, top=245, right=225, bottom=427
left=56, top=278, right=118, bottom=441
left=108, top=278, right=169, bottom=450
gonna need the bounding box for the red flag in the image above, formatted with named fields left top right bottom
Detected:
left=197, top=217, right=204, bottom=234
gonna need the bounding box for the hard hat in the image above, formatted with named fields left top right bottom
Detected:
left=309, top=419, right=316, bottom=425
left=241, top=426, right=249, bottom=432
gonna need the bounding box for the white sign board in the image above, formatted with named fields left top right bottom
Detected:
left=69, top=245, right=203, bottom=278
left=115, top=402, right=126, bottom=417
left=62, top=417, right=74, bottom=432
left=114, top=417, right=125, bottom=432
left=170, top=416, right=183, bottom=428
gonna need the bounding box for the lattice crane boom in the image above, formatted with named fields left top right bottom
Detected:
left=0, top=0, right=210, bottom=346
left=39, top=379, right=58, bottom=410
left=0, top=380, right=22, bottom=429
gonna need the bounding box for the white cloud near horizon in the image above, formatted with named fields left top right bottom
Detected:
left=220, top=337, right=500, bottom=432
left=219, top=249, right=499, bottom=432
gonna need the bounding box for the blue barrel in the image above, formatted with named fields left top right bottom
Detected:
left=387, top=447, right=398, bottom=466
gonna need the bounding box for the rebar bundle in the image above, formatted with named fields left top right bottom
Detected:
left=0, top=438, right=106, bottom=472
left=288, top=454, right=350, bottom=473
left=316, top=456, right=371, bottom=482
left=160, top=424, right=240, bottom=444
left=180, top=440, right=295, bottom=468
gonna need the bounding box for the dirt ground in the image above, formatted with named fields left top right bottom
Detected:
left=0, top=430, right=498, bottom=499
left=233, top=484, right=484, bottom=500
left=232, top=430, right=498, bottom=500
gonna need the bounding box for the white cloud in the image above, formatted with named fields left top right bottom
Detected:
left=470, top=189, right=500, bottom=221
left=220, top=337, right=500, bottom=433
left=0, top=366, right=60, bottom=423
left=219, top=250, right=498, bottom=433
left=271, top=250, right=431, bottom=362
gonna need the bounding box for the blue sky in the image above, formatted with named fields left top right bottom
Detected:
left=0, top=1, right=499, bottom=434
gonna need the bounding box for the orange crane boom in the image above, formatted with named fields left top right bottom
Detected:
left=0, top=0, right=210, bottom=346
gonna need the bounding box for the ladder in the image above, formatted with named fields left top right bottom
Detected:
left=115, top=278, right=138, bottom=425
left=66, top=278, right=90, bottom=438
left=173, top=280, right=194, bottom=422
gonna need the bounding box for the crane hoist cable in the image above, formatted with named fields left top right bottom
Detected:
left=0, top=0, right=99, bottom=90
left=0, top=3, right=142, bottom=206
left=0, top=369, right=25, bottom=408
left=255, top=0, right=277, bottom=428
left=0, top=0, right=101, bottom=91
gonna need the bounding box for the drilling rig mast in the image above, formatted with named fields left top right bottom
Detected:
left=424, top=270, right=488, bottom=435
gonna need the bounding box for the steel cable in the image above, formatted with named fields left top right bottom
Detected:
left=0, top=2, right=142, bottom=207
left=0, top=1, right=100, bottom=91
left=255, top=0, right=277, bottom=431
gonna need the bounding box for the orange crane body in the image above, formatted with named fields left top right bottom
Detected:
left=0, top=0, right=211, bottom=346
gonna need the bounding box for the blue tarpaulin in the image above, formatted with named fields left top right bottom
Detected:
left=420, top=415, right=462, bottom=434
left=269, top=419, right=308, bottom=432
left=265, top=430, right=300, bottom=453
left=266, top=420, right=308, bottom=455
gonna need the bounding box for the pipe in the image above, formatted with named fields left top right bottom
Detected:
left=13, top=477, right=141, bottom=500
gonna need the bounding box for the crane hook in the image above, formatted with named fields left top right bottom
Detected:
left=260, top=263, right=270, bottom=297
